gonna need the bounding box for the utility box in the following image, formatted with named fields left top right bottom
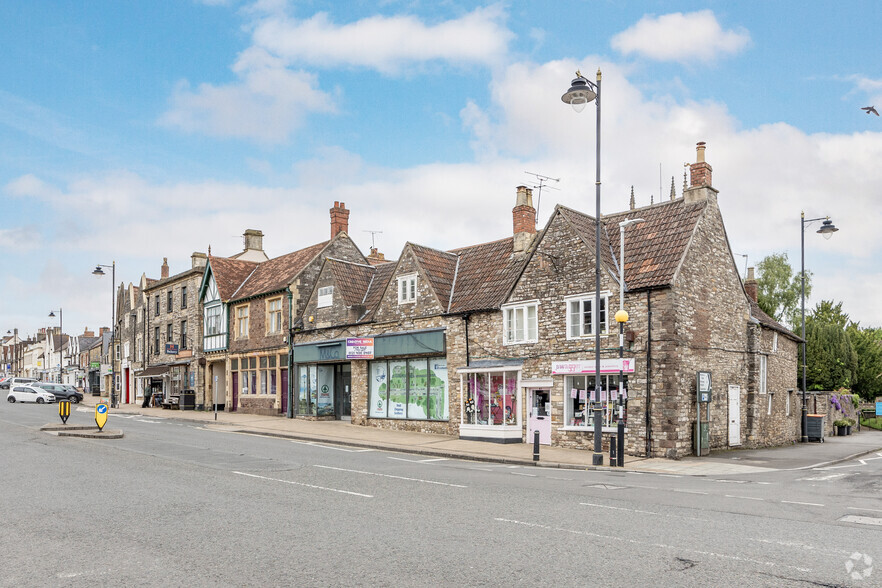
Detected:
left=807, top=414, right=825, bottom=442
left=694, top=421, right=709, bottom=454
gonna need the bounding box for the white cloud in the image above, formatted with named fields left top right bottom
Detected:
left=611, top=10, right=751, bottom=64
left=250, top=5, right=513, bottom=74
left=159, top=48, right=335, bottom=144
left=0, top=227, right=41, bottom=252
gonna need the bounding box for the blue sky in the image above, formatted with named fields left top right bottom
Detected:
left=2, top=0, right=881, bottom=340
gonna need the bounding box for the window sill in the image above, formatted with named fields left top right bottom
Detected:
left=502, top=340, right=538, bottom=346
left=561, top=426, right=629, bottom=433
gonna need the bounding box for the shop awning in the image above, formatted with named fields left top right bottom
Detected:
left=134, top=365, right=170, bottom=378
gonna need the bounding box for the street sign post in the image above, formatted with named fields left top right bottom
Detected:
left=58, top=400, right=71, bottom=424
left=95, top=402, right=108, bottom=432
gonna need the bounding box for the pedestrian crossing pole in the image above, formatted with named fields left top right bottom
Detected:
left=58, top=400, right=71, bottom=424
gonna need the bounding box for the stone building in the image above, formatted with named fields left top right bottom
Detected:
left=115, top=276, right=155, bottom=404
left=142, top=253, right=208, bottom=407
left=198, top=203, right=367, bottom=415
left=288, top=143, right=800, bottom=458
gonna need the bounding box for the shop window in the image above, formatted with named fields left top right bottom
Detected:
left=461, top=371, right=518, bottom=426
left=566, top=293, right=609, bottom=338
left=240, top=357, right=257, bottom=394
left=502, top=301, right=538, bottom=344
left=564, top=374, right=627, bottom=428
left=296, top=364, right=334, bottom=416
left=369, top=357, right=448, bottom=420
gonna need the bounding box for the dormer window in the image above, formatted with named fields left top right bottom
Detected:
left=398, top=274, right=417, bottom=304
left=317, top=286, right=334, bottom=308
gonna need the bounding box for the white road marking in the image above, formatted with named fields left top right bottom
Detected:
left=714, top=479, right=748, bottom=484
left=135, top=419, right=161, bottom=423
left=847, top=506, right=882, bottom=513
left=290, top=440, right=373, bottom=452
left=233, top=471, right=372, bottom=497
left=313, top=465, right=467, bottom=488
left=386, top=456, right=446, bottom=463
left=839, top=515, right=882, bottom=526
left=496, top=518, right=812, bottom=573
left=781, top=501, right=824, bottom=507
left=798, top=473, right=851, bottom=481
left=580, top=502, right=634, bottom=512
left=547, top=476, right=574, bottom=481
left=510, top=472, right=537, bottom=477
left=749, top=538, right=852, bottom=558
left=658, top=474, right=681, bottom=478
left=673, top=489, right=709, bottom=495
left=725, top=495, right=764, bottom=501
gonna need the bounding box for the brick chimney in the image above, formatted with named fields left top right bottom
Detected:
left=367, top=247, right=386, bottom=265
left=191, top=251, right=207, bottom=269
left=513, top=186, right=536, bottom=253
left=330, top=202, right=350, bottom=238
left=684, top=141, right=718, bottom=203
left=82, top=328, right=95, bottom=337
left=161, top=257, right=169, bottom=279
left=99, top=327, right=108, bottom=336
left=744, top=267, right=758, bottom=302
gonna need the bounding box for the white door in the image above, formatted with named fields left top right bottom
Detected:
left=527, top=390, right=552, bottom=445
left=728, top=384, right=741, bottom=446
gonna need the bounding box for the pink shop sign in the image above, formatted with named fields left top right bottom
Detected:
left=551, top=359, right=636, bottom=375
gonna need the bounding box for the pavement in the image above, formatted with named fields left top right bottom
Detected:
left=67, top=394, right=882, bottom=477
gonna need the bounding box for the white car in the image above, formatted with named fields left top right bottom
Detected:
left=7, top=384, right=55, bottom=404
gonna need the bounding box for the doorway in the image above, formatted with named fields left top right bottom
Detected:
left=334, top=363, right=351, bottom=420
left=527, top=390, right=551, bottom=445
left=728, top=384, right=741, bottom=446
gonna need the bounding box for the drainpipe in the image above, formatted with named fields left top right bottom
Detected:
left=645, top=290, right=652, bottom=457
left=287, top=289, right=294, bottom=419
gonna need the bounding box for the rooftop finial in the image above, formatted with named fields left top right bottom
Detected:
left=629, top=186, right=635, bottom=210
left=670, top=176, right=676, bottom=201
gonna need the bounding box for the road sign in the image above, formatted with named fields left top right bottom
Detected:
left=58, top=400, right=71, bottom=424
left=95, top=402, right=108, bottom=431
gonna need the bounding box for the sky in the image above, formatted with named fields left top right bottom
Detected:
left=2, top=0, right=881, bottom=342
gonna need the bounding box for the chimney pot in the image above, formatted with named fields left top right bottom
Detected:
left=744, top=266, right=758, bottom=302
left=513, top=186, right=536, bottom=253
left=161, top=257, right=169, bottom=279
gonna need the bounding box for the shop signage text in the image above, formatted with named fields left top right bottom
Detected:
left=346, top=338, right=375, bottom=360
left=551, top=358, right=635, bottom=375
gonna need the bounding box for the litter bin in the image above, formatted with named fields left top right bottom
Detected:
left=806, top=414, right=825, bottom=442
left=179, top=389, right=196, bottom=411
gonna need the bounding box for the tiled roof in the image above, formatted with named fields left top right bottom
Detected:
left=361, top=263, right=397, bottom=320
left=448, top=237, right=525, bottom=313
left=144, top=266, right=204, bottom=291
left=207, top=256, right=258, bottom=302
left=232, top=241, right=330, bottom=300
left=409, top=244, right=458, bottom=309
left=327, top=259, right=376, bottom=307
left=749, top=298, right=801, bottom=341
left=557, top=198, right=707, bottom=291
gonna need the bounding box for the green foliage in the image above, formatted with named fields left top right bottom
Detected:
left=805, top=302, right=857, bottom=391
left=862, top=416, right=882, bottom=431
left=847, top=325, right=882, bottom=401
left=833, top=418, right=850, bottom=427
left=755, top=252, right=810, bottom=328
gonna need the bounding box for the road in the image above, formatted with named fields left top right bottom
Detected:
left=1, top=400, right=879, bottom=587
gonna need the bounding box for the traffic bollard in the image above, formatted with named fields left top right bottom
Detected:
left=533, top=430, right=540, bottom=463
left=609, top=435, right=617, bottom=466
left=617, top=419, right=625, bottom=467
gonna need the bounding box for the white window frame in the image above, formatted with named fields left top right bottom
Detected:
left=235, top=304, right=249, bottom=339
left=772, top=332, right=778, bottom=353
left=565, top=292, right=610, bottom=339
left=398, top=274, right=417, bottom=304
left=759, top=354, right=767, bottom=395
left=786, top=391, right=791, bottom=416
left=502, top=300, right=539, bottom=345
left=317, top=287, right=334, bottom=309
left=266, top=297, right=283, bottom=334
left=767, top=393, right=773, bottom=415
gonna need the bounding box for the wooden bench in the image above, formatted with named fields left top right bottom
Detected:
left=161, top=395, right=180, bottom=410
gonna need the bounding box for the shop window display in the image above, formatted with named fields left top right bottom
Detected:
left=463, top=371, right=518, bottom=426
left=368, top=357, right=448, bottom=421
left=564, top=374, right=627, bottom=428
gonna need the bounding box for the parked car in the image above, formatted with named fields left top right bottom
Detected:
left=7, top=384, right=55, bottom=404
left=36, top=383, right=83, bottom=403
left=1, top=377, right=39, bottom=391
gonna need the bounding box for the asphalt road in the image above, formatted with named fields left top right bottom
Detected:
left=1, top=400, right=879, bottom=587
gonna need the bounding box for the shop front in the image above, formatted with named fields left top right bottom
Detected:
left=552, top=358, right=635, bottom=434
left=292, top=328, right=447, bottom=423
left=458, top=363, right=523, bottom=444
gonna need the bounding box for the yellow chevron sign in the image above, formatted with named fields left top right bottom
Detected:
left=58, top=400, right=71, bottom=424
left=95, top=402, right=109, bottom=431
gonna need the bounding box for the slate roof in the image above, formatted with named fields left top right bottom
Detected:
left=557, top=198, right=707, bottom=291
left=206, top=256, right=258, bottom=302
left=748, top=298, right=801, bottom=341
left=231, top=240, right=329, bottom=301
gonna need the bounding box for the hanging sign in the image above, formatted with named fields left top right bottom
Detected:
left=551, top=358, right=635, bottom=375
left=165, top=343, right=179, bottom=355
left=346, top=338, right=374, bottom=360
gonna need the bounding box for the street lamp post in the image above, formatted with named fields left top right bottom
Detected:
left=800, top=213, right=838, bottom=442
left=615, top=218, right=644, bottom=465
left=562, top=69, right=605, bottom=466
left=49, top=308, right=62, bottom=383
left=93, top=262, right=116, bottom=407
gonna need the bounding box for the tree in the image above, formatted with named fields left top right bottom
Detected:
left=755, top=252, right=811, bottom=329
left=848, top=324, right=882, bottom=400
left=805, top=300, right=857, bottom=391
